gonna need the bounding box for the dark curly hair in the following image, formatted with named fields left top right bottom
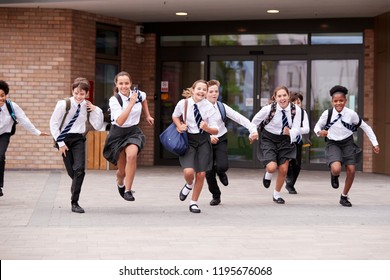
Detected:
left=330, top=85, right=348, bottom=96
left=0, top=80, right=10, bottom=95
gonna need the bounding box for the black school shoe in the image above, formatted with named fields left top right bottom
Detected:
left=218, top=173, right=229, bottom=186
left=124, top=191, right=135, bottom=201
left=273, top=197, right=285, bottom=204
left=117, top=185, right=125, bottom=198
left=210, top=198, right=221, bottom=206
left=189, top=204, right=201, bottom=213
left=263, top=174, right=271, bottom=188
left=331, top=174, right=339, bottom=189
left=285, top=184, right=297, bottom=194
left=339, top=195, right=352, bottom=207
left=71, top=202, right=85, bottom=213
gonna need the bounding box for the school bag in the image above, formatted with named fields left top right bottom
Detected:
left=216, top=101, right=227, bottom=122
left=258, top=101, right=296, bottom=131
left=5, top=99, right=18, bottom=136
left=109, top=88, right=143, bottom=122
left=52, top=98, right=92, bottom=147
left=324, top=108, right=362, bottom=132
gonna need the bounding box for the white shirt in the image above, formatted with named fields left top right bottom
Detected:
left=0, top=101, right=41, bottom=135
left=251, top=102, right=302, bottom=143
left=110, top=91, right=146, bottom=127
left=172, top=97, right=219, bottom=134
left=50, top=97, right=104, bottom=147
left=314, top=107, right=379, bottom=146
left=298, top=107, right=310, bottom=135
left=212, top=102, right=257, bottom=138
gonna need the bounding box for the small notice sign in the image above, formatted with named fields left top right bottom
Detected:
left=161, top=81, right=169, bottom=92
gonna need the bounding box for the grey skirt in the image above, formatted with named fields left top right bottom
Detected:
left=103, top=124, right=145, bottom=165
left=179, top=132, right=212, bottom=173
left=257, top=129, right=296, bottom=168
left=326, top=135, right=362, bottom=166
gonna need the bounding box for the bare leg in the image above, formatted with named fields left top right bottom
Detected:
left=191, top=172, right=205, bottom=202
left=275, top=160, right=289, bottom=192
left=124, top=144, right=139, bottom=192
left=343, top=164, right=355, bottom=196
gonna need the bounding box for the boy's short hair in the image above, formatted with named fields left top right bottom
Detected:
left=330, top=85, right=348, bottom=96
left=72, top=77, right=90, bottom=92
left=290, top=91, right=303, bottom=103
left=0, top=80, right=10, bottom=95
left=207, top=79, right=220, bottom=88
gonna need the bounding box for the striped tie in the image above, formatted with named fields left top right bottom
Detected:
left=296, top=134, right=302, bottom=144
left=281, top=109, right=288, bottom=135
left=193, top=103, right=203, bottom=133
left=324, top=113, right=342, bottom=130
left=57, top=104, right=81, bottom=142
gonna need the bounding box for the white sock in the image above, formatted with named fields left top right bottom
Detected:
left=273, top=190, right=281, bottom=199
left=265, top=172, right=273, bottom=180
left=190, top=200, right=198, bottom=207
left=182, top=183, right=193, bottom=196
left=117, top=184, right=125, bottom=188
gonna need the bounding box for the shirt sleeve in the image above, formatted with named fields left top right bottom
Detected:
left=13, top=102, right=41, bottom=136
left=251, top=105, right=270, bottom=127
left=314, top=110, right=328, bottom=136
left=301, top=109, right=310, bottom=135
left=89, top=106, right=104, bottom=130
left=225, top=104, right=257, bottom=134
left=50, top=100, right=67, bottom=147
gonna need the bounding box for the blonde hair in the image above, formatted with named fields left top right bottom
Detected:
left=182, top=87, right=192, bottom=98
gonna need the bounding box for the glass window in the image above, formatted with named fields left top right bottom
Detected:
left=96, top=24, right=120, bottom=56
left=210, top=34, right=308, bottom=46
left=160, top=35, right=206, bottom=47
left=210, top=60, right=255, bottom=162
left=311, top=33, right=363, bottom=45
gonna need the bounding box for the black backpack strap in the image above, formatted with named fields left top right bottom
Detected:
left=290, top=102, right=296, bottom=123
left=59, top=98, right=71, bottom=131
left=216, top=101, right=227, bottom=122
left=259, top=101, right=277, bottom=131
left=300, top=107, right=304, bottom=127
left=5, top=100, right=17, bottom=123
left=324, top=108, right=333, bottom=130
left=114, top=93, right=123, bottom=108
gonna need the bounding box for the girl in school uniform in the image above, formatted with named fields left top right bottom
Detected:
left=0, top=80, right=49, bottom=197
left=314, top=85, right=380, bottom=207
left=50, top=78, right=104, bottom=213
left=103, top=71, right=154, bottom=202
left=205, top=79, right=258, bottom=206
left=173, top=79, right=219, bottom=213
left=251, top=86, right=301, bottom=204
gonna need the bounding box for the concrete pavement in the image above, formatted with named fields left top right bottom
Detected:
left=0, top=166, right=390, bottom=260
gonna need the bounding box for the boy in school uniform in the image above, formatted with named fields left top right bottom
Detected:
left=205, top=80, right=258, bottom=206
left=0, top=80, right=49, bottom=197
left=50, top=78, right=104, bottom=213
left=314, top=85, right=380, bottom=207
left=251, top=86, right=302, bottom=204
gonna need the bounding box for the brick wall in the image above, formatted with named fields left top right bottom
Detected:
left=0, top=7, right=156, bottom=169
left=363, top=29, right=375, bottom=172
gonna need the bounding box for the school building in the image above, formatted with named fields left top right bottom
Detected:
left=1, top=2, right=390, bottom=175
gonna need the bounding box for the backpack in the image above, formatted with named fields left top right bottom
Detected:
left=258, top=101, right=296, bottom=131
left=109, top=90, right=143, bottom=122
left=5, top=99, right=18, bottom=136
left=216, top=101, right=227, bottom=122
left=324, top=108, right=362, bottom=132
left=53, top=98, right=91, bottom=147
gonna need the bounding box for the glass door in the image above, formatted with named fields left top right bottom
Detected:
left=209, top=58, right=256, bottom=167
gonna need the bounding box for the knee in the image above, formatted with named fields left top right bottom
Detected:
left=126, top=153, right=137, bottom=163
left=266, top=162, right=278, bottom=173
left=74, top=168, right=85, bottom=178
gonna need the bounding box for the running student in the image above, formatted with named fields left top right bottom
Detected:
left=50, top=78, right=104, bottom=213
left=205, top=79, right=258, bottom=206
left=314, top=85, right=379, bottom=207
left=173, top=80, right=219, bottom=213
left=0, top=80, right=49, bottom=197
left=251, top=86, right=301, bottom=204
